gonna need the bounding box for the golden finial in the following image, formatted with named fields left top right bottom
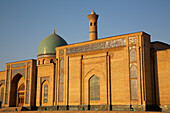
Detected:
left=91, top=9, right=96, bottom=14
left=53, top=28, right=55, bottom=34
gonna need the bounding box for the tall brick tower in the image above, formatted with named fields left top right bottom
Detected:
left=88, top=9, right=99, bottom=41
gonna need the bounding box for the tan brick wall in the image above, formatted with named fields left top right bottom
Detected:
left=54, top=32, right=154, bottom=107
left=110, top=47, right=130, bottom=105
left=36, top=63, right=55, bottom=106
left=156, top=49, right=170, bottom=105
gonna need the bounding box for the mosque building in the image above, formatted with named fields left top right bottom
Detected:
left=0, top=10, right=170, bottom=111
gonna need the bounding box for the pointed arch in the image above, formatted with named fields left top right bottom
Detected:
left=40, top=80, right=49, bottom=106
left=10, top=73, right=24, bottom=107
left=83, top=69, right=107, bottom=105
left=84, top=68, right=104, bottom=80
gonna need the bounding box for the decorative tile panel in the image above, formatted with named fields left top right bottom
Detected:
left=59, top=49, right=64, bottom=56
left=7, top=70, right=10, bottom=81
left=130, top=65, right=137, bottom=78
left=27, top=62, right=31, bottom=66
left=128, top=37, right=136, bottom=45
left=11, top=63, right=26, bottom=68
left=11, top=68, right=26, bottom=80
left=66, top=38, right=126, bottom=54
left=58, top=85, right=63, bottom=102
left=26, top=80, right=30, bottom=90
left=129, top=48, right=136, bottom=62
left=59, top=71, right=64, bottom=84
left=5, top=93, right=8, bottom=104
left=25, top=91, right=29, bottom=104
left=6, top=82, right=9, bottom=91
left=27, top=67, right=30, bottom=79
left=89, top=75, right=100, bottom=101
left=40, top=77, right=50, bottom=84
left=130, top=80, right=138, bottom=100
left=59, top=57, right=64, bottom=69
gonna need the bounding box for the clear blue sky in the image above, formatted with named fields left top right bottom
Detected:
left=0, top=0, right=170, bottom=71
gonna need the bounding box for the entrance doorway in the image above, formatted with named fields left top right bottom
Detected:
left=17, top=84, right=25, bottom=107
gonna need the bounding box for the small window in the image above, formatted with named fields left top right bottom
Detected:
left=43, top=59, right=45, bottom=64
left=38, top=60, right=40, bottom=65
left=94, top=22, right=96, bottom=26
left=90, top=22, right=92, bottom=26
left=50, top=59, right=53, bottom=63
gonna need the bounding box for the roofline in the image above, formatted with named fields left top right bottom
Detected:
left=0, top=70, right=6, bottom=72
left=6, top=59, right=37, bottom=64
left=56, top=31, right=149, bottom=49
left=151, top=41, right=170, bottom=46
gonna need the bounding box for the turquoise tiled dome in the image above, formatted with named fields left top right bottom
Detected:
left=37, top=32, right=67, bottom=57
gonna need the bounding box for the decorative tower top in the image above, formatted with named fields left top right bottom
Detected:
left=88, top=9, right=99, bottom=41
left=53, top=28, right=55, bottom=34
left=91, top=9, right=96, bottom=14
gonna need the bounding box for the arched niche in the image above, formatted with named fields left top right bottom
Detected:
left=40, top=80, right=49, bottom=106
left=83, top=69, right=107, bottom=105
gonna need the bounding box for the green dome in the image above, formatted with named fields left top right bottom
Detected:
left=38, top=33, right=67, bottom=57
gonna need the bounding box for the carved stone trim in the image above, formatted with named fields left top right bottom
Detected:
left=128, top=37, right=136, bottom=45
left=59, top=49, right=64, bottom=56
left=66, top=38, right=126, bottom=54
left=0, top=80, right=5, bottom=85
left=11, top=68, right=26, bottom=80
left=40, top=77, right=50, bottom=84
left=37, top=53, right=56, bottom=57
left=59, top=57, right=64, bottom=70
left=27, top=62, right=31, bottom=67
left=11, top=63, right=26, bottom=68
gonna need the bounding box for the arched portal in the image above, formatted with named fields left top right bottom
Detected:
left=9, top=73, right=24, bottom=107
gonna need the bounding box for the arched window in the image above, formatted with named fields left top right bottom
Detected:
left=94, top=22, right=96, bottom=26
left=50, top=59, right=53, bottom=63
left=89, top=75, right=100, bottom=101
left=90, top=22, right=92, bottom=26
left=43, top=59, right=45, bottom=64
left=44, top=84, right=48, bottom=103
left=1, top=87, right=4, bottom=104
